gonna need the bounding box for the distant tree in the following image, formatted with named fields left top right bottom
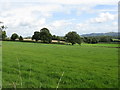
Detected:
left=0, top=23, right=7, bottom=40
left=65, top=31, right=81, bottom=45
left=91, top=37, right=98, bottom=44
left=52, top=35, right=65, bottom=41
left=2, top=31, right=7, bottom=40
left=83, top=37, right=88, bottom=43
left=19, top=36, right=23, bottom=41
left=83, top=37, right=98, bottom=44
left=52, top=35, right=57, bottom=40
left=40, top=28, right=52, bottom=43
left=56, top=36, right=60, bottom=43
left=24, top=36, right=31, bottom=39
left=11, top=33, right=19, bottom=41
left=99, top=36, right=112, bottom=42
left=32, top=31, right=40, bottom=42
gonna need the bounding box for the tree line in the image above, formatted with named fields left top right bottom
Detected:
left=32, top=28, right=81, bottom=45
left=82, top=36, right=113, bottom=44
left=1, top=27, right=82, bottom=45
left=1, top=25, right=119, bottom=45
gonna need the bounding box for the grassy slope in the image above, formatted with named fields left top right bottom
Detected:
left=2, top=41, right=118, bottom=88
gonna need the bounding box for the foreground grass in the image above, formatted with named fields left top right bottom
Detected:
left=2, top=41, right=118, bottom=88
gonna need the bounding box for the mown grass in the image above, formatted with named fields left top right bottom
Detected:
left=2, top=41, right=118, bottom=88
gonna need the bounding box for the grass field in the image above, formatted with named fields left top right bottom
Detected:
left=2, top=41, right=118, bottom=88
left=82, top=43, right=119, bottom=47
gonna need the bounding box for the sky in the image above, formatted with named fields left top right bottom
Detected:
left=0, top=0, right=119, bottom=37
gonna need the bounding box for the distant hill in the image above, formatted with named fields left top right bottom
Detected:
left=81, top=32, right=120, bottom=37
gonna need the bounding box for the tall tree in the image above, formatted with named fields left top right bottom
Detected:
left=0, top=22, right=7, bottom=40
left=2, top=31, right=7, bottom=40
left=32, top=31, right=40, bottom=42
left=11, top=33, right=19, bottom=41
left=40, top=28, right=52, bottom=43
left=19, top=36, right=23, bottom=41
left=65, top=31, right=81, bottom=45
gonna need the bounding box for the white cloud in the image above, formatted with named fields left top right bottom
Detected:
left=76, top=22, right=118, bottom=34
left=0, top=4, right=64, bottom=28
left=112, top=22, right=118, bottom=26
left=36, top=18, right=46, bottom=25
left=89, top=12, right=117, bottom=23
left=0, top=0, right=118, bottom=36
left=1, top=0, right=119, bottom=5
left=77, top=23, right=88, bottom=29
left=1, top=4, right=63, bottom=17
left=51, top=20, right=72, bottom=28
left=45, top=19, right=75, bottom=35
left=75, top=12, right=118, bottom=34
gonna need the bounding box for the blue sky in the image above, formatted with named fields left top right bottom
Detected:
left=0, top=0, right=119, bottom=37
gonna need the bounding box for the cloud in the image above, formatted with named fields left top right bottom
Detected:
left=76, top=22, right=118, bottom=34
left=89, top=12, right=117, bottom=23
left=0, top=4, right=64, bottom=27
left=1, top=0, right=119, bottom=5
left=112, top=22, right=118, bottom=26
left=75, top=12, right=118, bottom=34
left=1, top=4, right=63, bottom=17
left=0, top=0, right=118, bottom=37
left=51, top=20, right=72, bottom=28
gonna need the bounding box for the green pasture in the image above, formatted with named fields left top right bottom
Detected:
left=2, top=41, right=118, bottom=88
left=82, top=43, right=119, bottom=47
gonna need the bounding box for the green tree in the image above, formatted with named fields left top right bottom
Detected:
left=91, top=37, right=98, bottom=44
left=11, top=33, right=19, bottom=41
left=65, top=31, right=81, bottom=45
left=52, top=35, right=57, bottom=40
left=99, top=36, right=112, bottom=42
left=2, top=31, right=7, bottom=40
left=40, top=28, right=52, bottom=43
left=19, top=36, right=23, bottom=41
left=32, top=31, right=40, bottom=42
left=83, top=37, right=98, bottom=44
left=0, top=24, right=7, bottom=40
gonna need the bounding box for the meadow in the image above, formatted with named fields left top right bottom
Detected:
left=2, top=41, right=118, bottom=88
left=82, top=43, right=119, bottom=47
